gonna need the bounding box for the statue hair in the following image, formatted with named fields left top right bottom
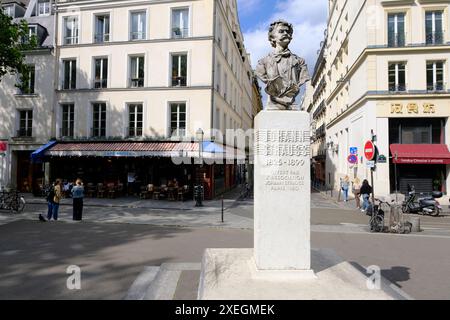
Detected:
left=268, top=20, right=294, bottom=48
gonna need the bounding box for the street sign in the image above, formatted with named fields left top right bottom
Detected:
left=348, top=154, right=358, bottom=164
left=366, top=161, right=375, bottom=168
left=0, top=141, right=7, bottom=152
left=350, top=147, right=358, bottom=155
left=364, top=141, right=375, bottom=161
left=377, top=155, right=387, bottom=163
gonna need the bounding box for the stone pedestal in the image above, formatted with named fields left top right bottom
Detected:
left=254, top=111, right=311, bottom=271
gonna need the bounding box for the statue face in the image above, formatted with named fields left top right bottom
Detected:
left=273, top=24, right=292, bottom=48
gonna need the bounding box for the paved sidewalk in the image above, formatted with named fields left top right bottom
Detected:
left=22, top=185, right=245, bottom=211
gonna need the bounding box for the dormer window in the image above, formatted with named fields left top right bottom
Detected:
left=3, top=5, right=14, bottom=18
left=22, top=25, right=37, bottom=44
left=38, top=0, right=51, bottom=16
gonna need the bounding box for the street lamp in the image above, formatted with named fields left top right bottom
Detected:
left=195, top=128, right=204, bottom=207
left=196, top=128, right=204, bottom=165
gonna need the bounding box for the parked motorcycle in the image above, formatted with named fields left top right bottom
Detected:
left=402, top=187, right=442, bottom=217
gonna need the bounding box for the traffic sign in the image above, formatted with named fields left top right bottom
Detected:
left=366, top=161, right=375, bottom=168
left=348, top=154, right=358, bottom=164
left=0, top=142, right=7, bottom=152
left=350, top=147, right=358, bottom=155
left=364, top=141, right=375, bottom=161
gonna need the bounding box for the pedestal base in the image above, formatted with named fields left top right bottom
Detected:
left=198, top=248, right=412, bottom=300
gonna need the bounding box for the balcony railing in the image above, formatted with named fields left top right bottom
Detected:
left=64, top=36, right=78, bottom=45
left=172, top=27, right=189, bottom=39
left=91, top=128, right=106, bottom=138
left=427, top=83, right=445, bottom=92
left=389, top=84, right=407, bottom=93
left=127, top=127, right=143, bottom=138
left=388, top=32, right=405, bottom=47
left=426, top=32, right=444, bottom=45
left=94, top=33, right=110, bottom=43
left=171, top=76, right=187, bottom=87
left=315, top=124, right=325, bottom=140
left=130, top=32, right=146, bottom=41
left=94, top=79, right=108, bottom=89
left=313, top=101, right=326, bottom=120
left=16, top=128, right=32, bottom=137
left=60, top=128, right=74, bottom=138
left=130, top=78, right=144, bottom=88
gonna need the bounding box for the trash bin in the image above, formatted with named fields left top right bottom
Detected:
left=194, top=185, right=204, bottom=207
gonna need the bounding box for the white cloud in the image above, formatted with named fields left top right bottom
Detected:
left=243, top=0, right=328, bottom=72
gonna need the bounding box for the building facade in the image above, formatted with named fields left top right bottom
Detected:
left=310, top=0, right=450, bottom=198
left=0, top=0, right=257, bottom=198
left=0, top=0, right=55, bottom=192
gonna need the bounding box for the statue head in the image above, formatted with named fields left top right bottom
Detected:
left=268, top=20, right=294, bottom=48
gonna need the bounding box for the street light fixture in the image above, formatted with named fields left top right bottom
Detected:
left=196, top=128, right=204, bottom=165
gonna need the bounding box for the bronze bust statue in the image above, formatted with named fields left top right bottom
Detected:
left=255, top=20, right=310, bottom=111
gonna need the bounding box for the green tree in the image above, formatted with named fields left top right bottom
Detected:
left=0, top=9, right=37, bottom=84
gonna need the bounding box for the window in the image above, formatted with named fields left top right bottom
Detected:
left=170, top=103, right=186, bottom=137
left=390, top=119, right=444, bottom=144
left=217, top=19, right=222, bottom=48
left=64, top=16, right=79, bottom=45
left=171, top=54, right=187, bottom=87
left=61, top=104, right=74, bottom=138
left=128, top=104, right=143, bottom=137
left=18, top=110, right=33, bottom=137
left=172, top=8, right=189, bottom=38
left=3, top=5, right=14, bottom=18
left=427, top=61, right=445, bottom=91
left=95, top=14, right=110, bottom=43
left=130, top=56, right=145, bottom=88
left=388, top=62, right=406, bottom=92
left=426, top=11, right=443, bottom=45
left=94, top=58, right=108, bottom=88
left=388, top=13, right=405, bottom=47
left=22, top=25, right=37, bottom=44
left=224, top=73, right=228, bottom=99
left=38, top=0, right=50, bottom=16
left=18, top=65, right=35, bottom=95
left=92, top=103, right=106, bottom=137
left=216, top=63, right=221, bottom=92
left=130, top=11, right=146, bottom=40
left=224, top=36, right=229, bottom=60
left=63, top=59, right=76, bottom=89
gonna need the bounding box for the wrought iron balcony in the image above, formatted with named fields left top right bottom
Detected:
left=389, top=84, right=407, bottom=93
left=130, top=78, right=144, bottom=88
left=94, top=33, right=110, bottom=43
left=388, top=32, right=406, bottom=47
left=172, top=27, right=189, bottom=39
left=426, top=32, right=444, bottom=45
left=171, top=76, right=187, bottom=87
left=427, top=83, right=445, bottom=92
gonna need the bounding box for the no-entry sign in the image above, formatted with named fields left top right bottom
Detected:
left=0, top=141, right=7, bottom=152
left=364, top=141, right=375, bottom=161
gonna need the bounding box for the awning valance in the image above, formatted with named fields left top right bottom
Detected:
left=43, top=141, right=246, bottom=161
left=31, top=140, right=57, bottom=163
left=390, top=144, right=450, bottom=165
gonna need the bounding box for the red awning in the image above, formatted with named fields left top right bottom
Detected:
left=390, top=144, right=450, bottom=165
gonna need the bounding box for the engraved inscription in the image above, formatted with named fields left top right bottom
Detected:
left=256, top=129, right=310, bottom=192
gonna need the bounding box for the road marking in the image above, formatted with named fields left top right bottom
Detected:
left=123, top=266, right=160, bottom=300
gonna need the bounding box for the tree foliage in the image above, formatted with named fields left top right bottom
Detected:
left=0, top=9, right=37, bottom=83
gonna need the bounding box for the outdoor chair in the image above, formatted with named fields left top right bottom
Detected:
left=87, top=183, right=96, bottom=197
left=153, top=186, right=161, bottom=200
left=178, top=185, right=189, bottom=201
left=97, top=183, right=105, bottom=198
left=107, top=183, right=116, bottom=199
left=140, top=186, right=148, bottom=199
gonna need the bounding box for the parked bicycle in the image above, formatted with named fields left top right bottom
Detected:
left=366, top=198, right=387, bottom=233
left=0, top=189, right=26, bottom=213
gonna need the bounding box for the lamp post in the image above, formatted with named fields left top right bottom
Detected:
left=195, top=128, right=204, bottom=207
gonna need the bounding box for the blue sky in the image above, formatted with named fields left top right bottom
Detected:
left=236, top=0, right=328, bottom=72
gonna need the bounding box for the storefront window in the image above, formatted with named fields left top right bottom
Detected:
left=389, top=118, right=444, bottom=144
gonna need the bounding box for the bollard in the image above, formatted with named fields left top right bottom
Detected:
left=221, top=196, right=224, bottom=223
left=408, top=217, right=421, bottom=233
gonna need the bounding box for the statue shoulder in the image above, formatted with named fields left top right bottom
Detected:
left=292, top=54, right=306, bottom=66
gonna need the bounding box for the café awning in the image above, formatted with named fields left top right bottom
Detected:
left=31, top=140, right=57, bottom=163
left=43, top=141, right=246, bottom=160
left=390, top=144, right=450, bottom=165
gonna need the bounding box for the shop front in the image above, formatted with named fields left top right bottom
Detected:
left=389, top=118, right=450, bottom=194
left=31, top=141, right=244, bottom=200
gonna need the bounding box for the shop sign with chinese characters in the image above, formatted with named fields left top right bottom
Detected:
left=391, top=103, right=436, bottom=115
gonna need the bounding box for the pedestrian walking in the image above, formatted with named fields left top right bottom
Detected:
left=360, top=179, right=373, bottom=212
left=71, top=179, right=84, bottom=221
left=48, top=179, right=62, bottom=221
left=46, top=182, right=55, bottom=221
left=352, top=177, right=362, bottom=209
left=341, top=175, right=350, bottom=202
